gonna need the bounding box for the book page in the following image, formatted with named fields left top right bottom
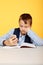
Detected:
left=20, top=43, right=36, bottom=48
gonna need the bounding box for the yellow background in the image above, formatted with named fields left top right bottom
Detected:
left=0, top=0, right=43, bottom=38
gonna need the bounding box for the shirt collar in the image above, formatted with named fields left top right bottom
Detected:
left=20, top=32, right=26, bottom=37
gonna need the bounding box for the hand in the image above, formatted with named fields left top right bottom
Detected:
left=3, top=35, right=18, bottom=46
left=26, top=27, right=31, bottom=33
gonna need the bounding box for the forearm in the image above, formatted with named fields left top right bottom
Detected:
left=0, top=29, right=14, bottom=46
left=27, top=30, right=43, bottom=46
left=0, top=37, right=6, bottom=46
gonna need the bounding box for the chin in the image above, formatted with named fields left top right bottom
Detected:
left=21, top=32, right=26, bottom=35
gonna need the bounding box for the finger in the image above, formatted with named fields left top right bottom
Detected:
left=11, top=40, right=17, bottom=46
left=8, top=38, right=18, bottom=46
left=13, top=38, right=18, bottom=43
left=10, top=35, right=17, bottom=38
left=10, top=35, right=17, bottom=40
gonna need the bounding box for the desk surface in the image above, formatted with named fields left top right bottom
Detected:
left=0, top=46, right=43, bottom=65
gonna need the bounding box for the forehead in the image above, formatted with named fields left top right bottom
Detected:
left=19, top=20, right=30, bottom=26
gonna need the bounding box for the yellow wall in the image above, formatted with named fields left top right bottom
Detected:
left=0, top=0, right=43, bottom=38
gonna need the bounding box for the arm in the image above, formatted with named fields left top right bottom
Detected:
left=27, top=30, right=43, bottom=46
left=0, top=29, right=14, bottom=46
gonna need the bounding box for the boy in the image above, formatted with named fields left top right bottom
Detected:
left=0, top=13, right=43, bottom=46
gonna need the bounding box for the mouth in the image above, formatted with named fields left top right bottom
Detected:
left=20, top=31, right=26, bottom=35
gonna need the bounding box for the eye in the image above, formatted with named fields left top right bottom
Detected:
left=20, top=25, right=23, bottom=27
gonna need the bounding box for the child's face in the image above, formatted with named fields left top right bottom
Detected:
left=19, top=20, right=31, bottom=35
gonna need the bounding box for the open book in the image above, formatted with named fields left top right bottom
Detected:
left=0, top=43, right=36, bottom=48
left=19, top=43, right=36, bottom=48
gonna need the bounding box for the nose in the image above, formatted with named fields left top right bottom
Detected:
left=22, top=27, right=25, bottom=30
left=22, top=27, right=25, bottom=31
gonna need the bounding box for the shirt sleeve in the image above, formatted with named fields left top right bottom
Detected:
left=27, top=30, right=43, bottom=46
left=0, top=29, right=14, bottom=46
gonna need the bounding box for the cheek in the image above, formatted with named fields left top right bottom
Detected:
left=20, top=27, right=22, bottom=31
left=24, top=28, right=27, bottom=32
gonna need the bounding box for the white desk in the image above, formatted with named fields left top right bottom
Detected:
left=0, top=46, right=43, bottom=65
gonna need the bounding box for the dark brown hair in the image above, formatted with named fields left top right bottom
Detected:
left=19, top=13, right=32, bottom=26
